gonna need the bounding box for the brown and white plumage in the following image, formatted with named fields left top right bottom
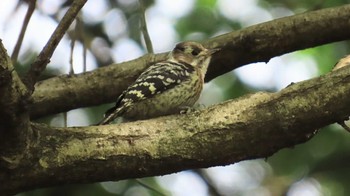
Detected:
left=98, top=41, right=219, bottom=125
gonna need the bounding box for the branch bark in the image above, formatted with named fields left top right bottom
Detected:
left=2, top=65, right=350, bottom=195
left=29, top=4, right=350, bottom=119
left=2, top=4, right=350, bottom=195
left=0, top=40, right=31, bottom=168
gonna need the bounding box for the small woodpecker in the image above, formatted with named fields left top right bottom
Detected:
left=98, top=41, right=220, bottom=125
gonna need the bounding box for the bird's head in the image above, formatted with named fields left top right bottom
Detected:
left=169, top=41, right=220, bottom=69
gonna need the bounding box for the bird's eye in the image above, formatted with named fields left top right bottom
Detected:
left=191, top=50, right=199, bottom=56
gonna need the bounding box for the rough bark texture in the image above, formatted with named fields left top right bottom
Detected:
left=0, top=40, right=32, bottom=169
left=1, top=4, right=350, bottom=195
left=30, top=5, right=350, bottom=119
left=3, top=66, right=350, bottom=194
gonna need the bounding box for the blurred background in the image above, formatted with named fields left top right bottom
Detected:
left=2, top=0, right=350, bottom=195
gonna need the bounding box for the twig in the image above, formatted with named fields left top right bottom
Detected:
left=78, top=19, right=87, bottom=72
left=193, top=169, right=223, bottom=196
left=135, top=179, right=167, bottom=196
left=69, top=30, right=76, bottom=75
left=75, top=14, right=87, bottom=72
left=338, top=121, right=350, bottom=132
left=69, top=14, right=86, bottom=74
left=139, top=0, right=153, bottom=53
left=63, top=112, right=68, bottom=127
left=11, top=0, right=37, bottom=64
left=24, top=0, right=87, bottom=92
left=83, top=39, right=87, bottom=72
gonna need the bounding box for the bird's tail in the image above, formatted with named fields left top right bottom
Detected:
left=96, top=107, right=123, bottom=125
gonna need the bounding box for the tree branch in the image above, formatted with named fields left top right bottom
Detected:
left=24, top=0, right=87, bottom=92
left=0, top=40, right=31, bottom=168
left=0, top=40, right=29, bottom=127
left=204, top=4, right=350, bottom=80
left=0, top=40, right=19, bottom=128
left=139, top=0, right=154, bottom=53
left=29, top=4, right=350, bottom=119
left=3, top=64, right=350, bottom=194
left=11, top=0, right=36, bottom=64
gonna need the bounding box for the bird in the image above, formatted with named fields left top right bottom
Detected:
left=98, top=41, right=220, bottom=125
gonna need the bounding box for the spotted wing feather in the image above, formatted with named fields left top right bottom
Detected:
left=98, top=61, right=194, bottom=125
left=117, top=61, right=194, bottom=108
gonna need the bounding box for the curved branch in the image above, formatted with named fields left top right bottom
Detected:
left=30, top=4, right=350, bottom=119
left=4, top=65, right=350, bottom=194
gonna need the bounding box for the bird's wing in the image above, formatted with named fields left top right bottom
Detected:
left=118, top=61, right=195, bottom=107
left=98, top=61, right=194, bottom=125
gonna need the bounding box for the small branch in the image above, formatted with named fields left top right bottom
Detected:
left=11, top=0, right=36, bottom=64
left=75, top=16, right=87, bottom=72
left=82, top=42, right=87, bottom=72
left=338, top=121, right=350, bottom=132
left=69, top=14, right=86, bottom=74
left=24, top=0, right=87, bottom=92
left=193, top=170, right=222, bottom=196
left=69, top=33, right=76, bottom=75
left=333, top=54, right=350, bottom=70
left=139, top=0, right=153, bottom=53
left=135, top=179, right=167, bottom=196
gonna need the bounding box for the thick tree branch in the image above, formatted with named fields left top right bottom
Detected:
left=29, top=4, right=350, bottom=119
left=3, top=64, right=350, bottom=194
left=205, top=4, right=350, bottom=80
left=0, top=40, right=29, bottom=127
left=0, top=40, right=31, bottom=168
left=0, top=41, right=20, bottom=125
